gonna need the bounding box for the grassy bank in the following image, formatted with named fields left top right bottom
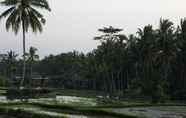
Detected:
left=0, top=107, right=66, bottom=118
left=2, top=102, right=186, bottom=118
left=0, top=102, right=142, bottom=118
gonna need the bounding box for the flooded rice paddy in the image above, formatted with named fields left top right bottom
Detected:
left=107, top=106, right=186, bottom=118
left=1, top=96, right=186, bottom=118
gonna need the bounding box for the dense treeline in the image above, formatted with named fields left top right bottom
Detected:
left=1, top=18, right=186, bottom=102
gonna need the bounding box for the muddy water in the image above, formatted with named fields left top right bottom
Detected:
left=108, top=106, right=186, bottom=118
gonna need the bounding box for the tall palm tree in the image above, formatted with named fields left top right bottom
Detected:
left=0, top=0, right=51, bottom=88
left=136, top=25, right=156, bottom=81
left=176, top=18, right=186, bottom=89
left=157, top=19, right=177, bottom=80
left=94, top=26, right=123, bottom=94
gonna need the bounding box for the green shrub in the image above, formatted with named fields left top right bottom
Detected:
left=173, top=89, right=186, bottom=101
left=6, top=88, right=51, bottom=100
left=0, top=75, right=8, bottom=87
left=0, top=107, right=65, bottom=118
left=30, top=103, right=140, bottom=118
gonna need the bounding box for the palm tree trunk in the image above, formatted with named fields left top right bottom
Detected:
left=30, top=61, right=33, bottom=78
left=117, top=71, right=120, bottom=91
left=29, top=62, right=33, bottom=88
left=20, top=20, right=26, bottom=88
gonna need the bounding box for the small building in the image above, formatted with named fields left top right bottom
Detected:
left=12, top=74, right=49, bottom=88
left=31, top=75, right=49, bottom=87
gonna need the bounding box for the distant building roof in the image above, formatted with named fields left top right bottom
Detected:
left=32, top=76, right=49, bottom=80
left=14, top=75, right=49, bottom=80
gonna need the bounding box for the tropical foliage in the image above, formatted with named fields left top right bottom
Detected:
left=1, top=18, right=186, bottom=102
left=0, top=0, right=51, bottom=87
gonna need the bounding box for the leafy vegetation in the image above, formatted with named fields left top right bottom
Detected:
left=0, top=0, right=51, bottom=87
left=1, top=0, right=186, bottom=118
left=0, top=107, right=66, bottom=118
left=0, top=102, right=143, bottom=118
left=1, top=19, right=186, bottom=103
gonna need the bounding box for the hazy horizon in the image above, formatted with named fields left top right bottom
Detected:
left=0, top=0, right=186, bottom=58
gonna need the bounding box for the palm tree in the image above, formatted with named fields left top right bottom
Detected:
left=0, top=0, right=51, bottom=88
left=157, top=19, right=177, bottom=80
left=176, top=18, right=186, bottom=90
left=26, top=46, right=39, bottom=79
left=6, top=50, right=18, bottom=78
left=136, top=25, right=157, bottom=80
left=94, top=26, right=123, bottom=94
left=94, top=26, right=123, bottom=42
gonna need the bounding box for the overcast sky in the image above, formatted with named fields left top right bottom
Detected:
left=0, top=0, right=185, bottom=58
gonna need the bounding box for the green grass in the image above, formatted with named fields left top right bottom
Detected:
left=0, top=107, right=66, bottom=118
left=1, top=88, right=186, bottom=118
left=0, top=102, right=142, bottom=118
left=1, top=100, right=186, bottom=118
left=0, top=87, right=7, bottom=95
left=29, top=103, right=141, bottom=118
left=46, top=88, right=107, bottom=98
left=151, top=106, right=186, bottom=113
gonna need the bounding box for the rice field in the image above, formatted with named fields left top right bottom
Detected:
left=106, top=106, right=186, bottom=118
left=0, top=94, right=186, bottom=118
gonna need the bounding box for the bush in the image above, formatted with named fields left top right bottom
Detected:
left=6, top=88, right=51, bottom=100
left=0, top=75, right=8, bottom=87
left=172, top=89, right=186, bottom=101
left=0, top=108, right=64, bottom=118
left=30, top=103, right=140, bottom=118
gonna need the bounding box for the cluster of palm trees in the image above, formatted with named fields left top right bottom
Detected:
left=0, top=0, right=51, bottom=88
left=33, top=19, right=186, bottom=102
left=0, top=47, right=39, bottom=83
left=3, top=51, right=18, bottom=79
left=90, top=19, right=186, bottom=102
left=1, top=0, right=186, bottom=102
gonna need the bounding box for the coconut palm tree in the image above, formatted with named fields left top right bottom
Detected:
left=0, top=0, right=51, bottom=88
left=137, top=25, right=158, bottom=78
left=176, top=18, right=186, bottom=90
left=94, top=26, right=124, bottom=94
left=157, top=19, right=177, bottom=80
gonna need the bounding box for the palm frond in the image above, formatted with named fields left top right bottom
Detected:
left=0, top=6, right=15, bottom=20
left=1, top=0, right=50, bottom=34
left=30, top=0, right=51, bottom=11
left=0, top=0, right=18, bottom=6
left=5, top=8, right=20, bottom=32
left=29, top=7, right=43, bottom=18
left=181, top=18, right=186, bottom=34
left=13, top=15, right=21, bottom=34
left=28, top=10, right=43, bottom=32
left=94, top=36, right=102, bottom=40
left=98, top=26, right=123, bottom=34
